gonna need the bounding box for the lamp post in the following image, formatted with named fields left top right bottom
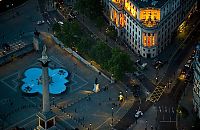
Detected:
left=89, top=123, right=92, bottom=130
left=112, top=107, right=114, bottom=127
left=125, top=90, right=128, bottom=99
left=106, top=27, right=109, bottom=42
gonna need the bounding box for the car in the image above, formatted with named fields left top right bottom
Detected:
left=187, top=59, right=192, bottom=64
left=135, top=59, right=141, bottom=65
left=37, top=20, right=45, bottom=25
left=184, top=64, right=190, bottom=68
left=153, top=60, right=164, bottom=69
left=135, top=110, right=143, bottom=118
left=58, top=21, right=64, bottom=25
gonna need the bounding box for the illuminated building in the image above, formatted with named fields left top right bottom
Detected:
left=102, top=0, right=197, bottom=58
left=193, top=44, right=200, bottom=118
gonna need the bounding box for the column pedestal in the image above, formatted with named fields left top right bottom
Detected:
left=37, top=111, right=56, bottom=130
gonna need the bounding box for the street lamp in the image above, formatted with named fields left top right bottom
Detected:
left=112, top=107, right=114, bottom=127
left=89, top=123, right=92, bottom=130
left=125, top=90, right=128, bottom=99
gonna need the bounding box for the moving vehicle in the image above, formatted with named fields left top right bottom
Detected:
left=135, top=110, right=143, bottom=118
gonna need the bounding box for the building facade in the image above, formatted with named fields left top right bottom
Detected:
left=103, top=0, right=197, bottom=58
left=193, top=44, right=200, bottom=118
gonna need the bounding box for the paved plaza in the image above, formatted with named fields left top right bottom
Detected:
left=0, top=33, right=134, bottom=129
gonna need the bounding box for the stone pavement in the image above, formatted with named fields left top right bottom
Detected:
left=0, top=0, right=48, bottom=45
left=0, top=32, right=135, bottom=130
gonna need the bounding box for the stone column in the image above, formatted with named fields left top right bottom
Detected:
left=38, top=45, right=51, bottom=113
left=42, top=64, right=50, bottom=113
left=116, top=13, right=120, bottom=27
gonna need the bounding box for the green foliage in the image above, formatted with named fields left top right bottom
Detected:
left=75, top=0, right=102, bottom=18
left=54, top=20, right=135, bottom=81
left=77, top=37, right=92, bottom=54
left=59, top=21, right=81, bottom=47
left=75, top=0, right=105, bottom=28
left=52, top=23, right=61, bottom=34
left=89, top=41, right=112, bottom=68
left=95, top=16, right=106, bottom=28
left=106, top=26, right=118, bottom=39
left=107, top=48, right=133, bottom=80
left=176, top=105, right=189, bottom=118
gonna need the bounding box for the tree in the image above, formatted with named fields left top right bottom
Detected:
left=77, top=37, right=92, bottom=54
left=106, top=26, right=118, bottom=39
left=107, top=48, right=134, bottom=80
left=89, top=41, right=112, bottom=68
left=61, top=21, right=81, bottom=47
left=52, top=23, right=61, bottom=34
left=96, top=16, right=105, bottom=29
left=75, top=0, right=103, bottom=18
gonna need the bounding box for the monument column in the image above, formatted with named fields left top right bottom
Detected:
left=41, top=61, right=50, bottom=113
left=37, top=45, right=56, bottom=130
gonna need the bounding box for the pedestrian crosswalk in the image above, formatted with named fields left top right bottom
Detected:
left=157, top=106, right=175, bottom=113
left=147, top=86, right=166, bottom=102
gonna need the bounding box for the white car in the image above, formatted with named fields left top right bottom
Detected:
left=135, top=110, right=143, bottom=118
left=37, top=20, right=45, bottom=25
left=58, top=21, right=64, bottom=25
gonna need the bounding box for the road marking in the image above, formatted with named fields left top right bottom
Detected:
left=50, top=56, right=65, bottom=68
left=57, top=117, right=75, bottom=129
left=95, top=101, right=127, bottom=130
left=5, top=113, right=36, bottom=130
left=1, top=72, right=19, bottom=92
left=147, top=86, right=166, bottom=102
left=22, top=118, right=36, bottom=128
left=160, top=120, right=176, bottom=123
left=95, top=117, right=111, bottom=130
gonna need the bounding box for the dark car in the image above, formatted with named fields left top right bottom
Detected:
left=153, top=60, right=163, bottom=69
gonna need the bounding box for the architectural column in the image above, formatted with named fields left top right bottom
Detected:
left=116, top=13, right=120, bottom=27
left=42, top=65, right=50, bottom=113
left=110, top=7, right=113, bottom=21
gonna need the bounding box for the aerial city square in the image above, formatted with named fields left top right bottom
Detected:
left=0, top=0, right=200, bottom=130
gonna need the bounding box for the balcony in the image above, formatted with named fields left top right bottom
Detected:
left=140, top=17, right=160, bottom=27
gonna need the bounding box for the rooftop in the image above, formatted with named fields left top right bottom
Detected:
left=131, top=0, right=168, bottom=8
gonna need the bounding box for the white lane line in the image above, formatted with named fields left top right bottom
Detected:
left=1, top=72, right=19, bottom=92
left=50, top=56, right=65, bottom=68
left=160, top=120, right=176, bottom=123
left=95, top=101, right=127, bottom=130
left=5, top=113, right=36, bottom=130
left=94, top=117, right=111, bottom=130
left=22, top=118, right=36, bottom=128
left=57, top=117, right=75, bottom=129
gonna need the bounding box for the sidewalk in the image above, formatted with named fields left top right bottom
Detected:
left=178, top=83, right=195, bottom=130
